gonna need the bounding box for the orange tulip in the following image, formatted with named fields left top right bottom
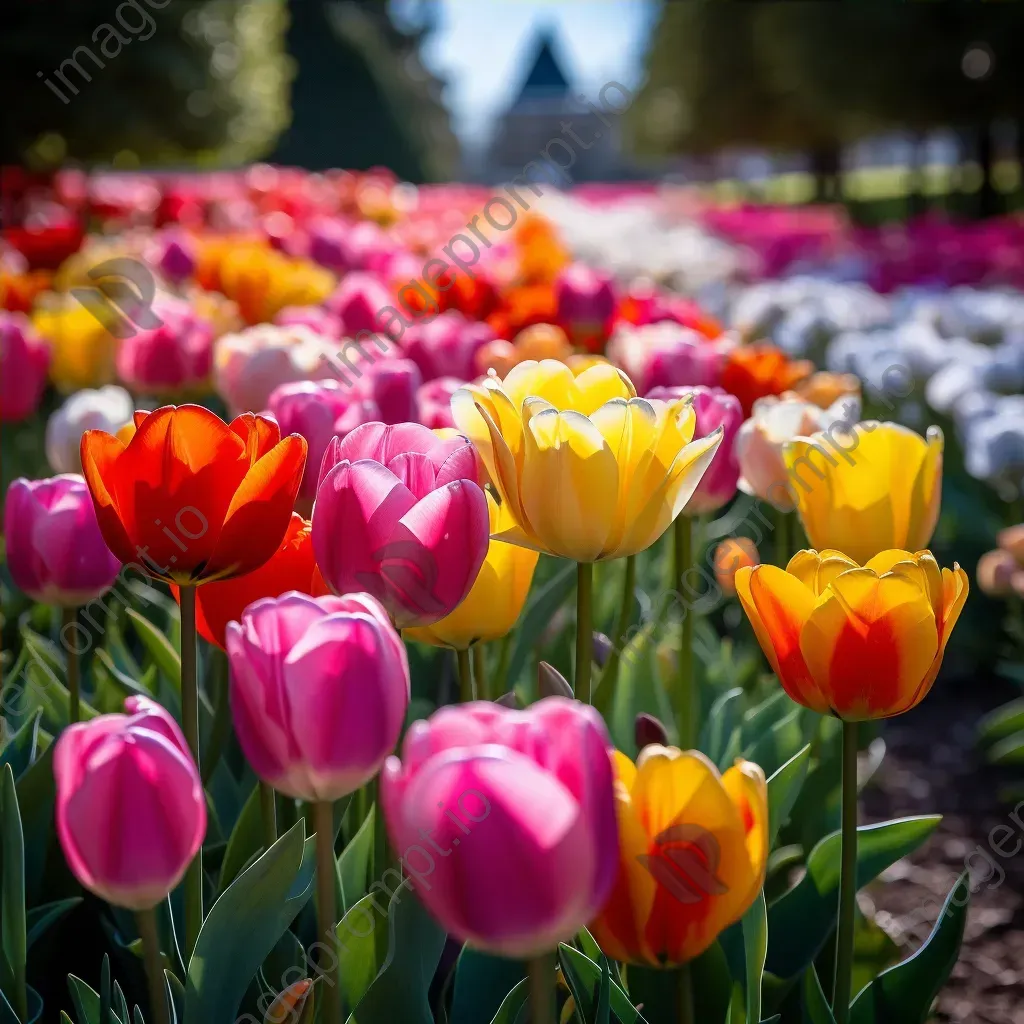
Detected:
left=713, top=537, right=760, bottom=596
left=721, top=343, right=813, bottom=416
left=81, top=404, right=306, bottom=585
left=171, top=513, right=316, bottom=647
left=590, top=747, right=768, bottom=967
left=735, top=548, right=968, bottom=720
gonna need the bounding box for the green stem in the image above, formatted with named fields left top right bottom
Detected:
left=472, top=644, right=488, bottom=701
left=314, top=801, right=342, bottom=1024
left=832, top=721, right=859, bottom=1024
left=259, top=781, right=278, bottom=851
left=527, top=953, right=556, bottom=1024
left=775, top=509, right=791, bottom=567
left=674, top=516, right=695, bottom=748
left=62, top=606, right=80, bottom=725
left=575, top=562, right=593, bottom=701
left=598, top=554, right=636, bottom=699
left=178, top=584, right=203, bottom=962
left=136, top=908, right=171, bottom=1024
left=676, top=963, right=694, bottom=1024
left=456, top=647, right=474, bottom=702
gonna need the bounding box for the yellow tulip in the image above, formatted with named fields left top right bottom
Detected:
left=405, top=495, right=539, bottom=649
left=783, top=421, right=943, bottom=566
left=32, top=301, right=117, bottom=393
left=451, top=360, right=722, bottom=562
left=590, top=747, right=767, bottom=967
left=735, top=548, right=968, bottom=720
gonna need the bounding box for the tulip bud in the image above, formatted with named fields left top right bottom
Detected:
left=555, top=263, right=616, bottom=351
left=713, top=537, right=760, bottom=596
left=538, top=661, right=573, bottom=700
left=977, top=548, right=1017, bottom=597
left=226, top=592, right=410, bottom=802
left=5, top=475, right=121, bottom=607
left=46, top=385, right=134, bottom=474
left=592, top=631, right=613, bottom=668
left=494, top=690, right=520, bottom=708
left=634, top=712, right=669, bottom=750
left=1, top=312, right=50, bottom=422
left=54, top=696, right=206, bottom=909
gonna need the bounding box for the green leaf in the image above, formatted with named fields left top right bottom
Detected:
left=336, top=893, right=382, bottom=1011
left=93, top=649, right=156, bottom=704
left=184, top=820, right=316, bottom=1024
left=134, top=1008, right=145, bottom=1024
left=487, top=978, right=528, bottom=1024
left=742, top=891, right=768, bottom=1024
left=848, top=873, right=969, bottom=1024
left=802, top=965, right=836, bottom=1024
left=766, top=816, right=941, bottom=981
left=200, top=651, right=232, bottom=786
left=113, top=983, right=129, bottom=1024
left=68, top=975, right=120, bottom=1024
left=700, top=687, right=744, bottom=770
left=351, top=890, right=446, bottom=1024
left=126, top=610, right=181, bottom=692
left=450, top=948, right=525, bottom=1024
left=14, top=745, right=55, bottom=906
left=507, top=561, right=575, bottom=689
left=100, top=955, right=111, bottom=1024
left=557, top=944, right=648, bottom=1024
left=977, top=697, right=1024, bottom=743
left=767, top=745, right=811, bottom=847
left=0, top=711, right=42, bottom=781
left=594, top=955, right=612, bottom=1024
left=1, top=765, right=26, bottom=1024
left=338, top=806, right=375, bottom=914
left=26, top=898, right=81, bottom=948
left=218, top=783, right=264, bottom=895
left=988, top=729, right=1024, bottom=765
left=744, top=707, right=806, bottom=778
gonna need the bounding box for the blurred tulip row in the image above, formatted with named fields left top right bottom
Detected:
left=0, top=165, right=999, bottom=1024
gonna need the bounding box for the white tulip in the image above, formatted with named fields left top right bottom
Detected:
left=46, top=386, right=134, bottom=474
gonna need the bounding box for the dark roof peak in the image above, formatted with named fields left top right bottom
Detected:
left=513, top=28, right=571, bottom=104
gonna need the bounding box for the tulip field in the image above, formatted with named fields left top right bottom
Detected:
left=1, top=167, right=1023, bottom=1024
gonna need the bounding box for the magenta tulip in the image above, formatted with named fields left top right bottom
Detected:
left=555, top=263, right=616, bottom=346
left=608, top=322, right=729, bottom=395
left=225, top=591, right=410, bottom=801
left=647, top=385, right=743, bottom=513
left=381, top=697, right=619, bottom=957
left=357, top=357, right=422, bottom=425
left=417, top=376, right=463, bottom=430
left=115, top=296, right=213, bottom=394
left=266, top=379, right=379, bottom=509
left=1, top=312, right=50, bottom=423
left=403, top=312, right=493, bottom=383
left=5, top=475, right=121, bottom=606
left=273, top=304, right=344, bottom=340
left=326, top=271, right=395, bottom=336
left=54, top=696, right=206, bottom=909
left=312, top=421, right=489, bottom=627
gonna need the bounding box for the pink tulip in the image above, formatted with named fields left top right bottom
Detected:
left=353, top=357, right=421, bottom=425
left=555, top=263, right=616, bottom=348
left=325, top=271, right=395, bottom=336
left=5, top=475, right=121, bottom=606
left=381, top=697, right=619, bottom=957
left=150, top=230, right=197, bottom=285
left=54, top=696, right=206, bottom=909
left=402, top=312, right=493, bottom=382
left=647, top=385, right=743, bottom=513
left=266, top=379, right=379, bottom=508
left=226, top=591, right=410, bottom=801
left=417, top=376, right=463, bottom=430
left=312, top=421, right=488, bottom=627
left=608, top=322, right=729, bottom=395
left=273, top=304, right=344, bottom=340
left=115, top=296, right=213, bottom=394
left=1, top=312, right=50, bottom=422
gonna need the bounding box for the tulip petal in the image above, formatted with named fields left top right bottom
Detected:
left=79, top=432, right=137, bottom=566
left=907, top=426, right=943, bottom=551
left=800, top=569, right=939, bottom=719
left=720, top=760, right=769, bottom=908
left=787, top=548, right=859, bottom=594
left=230, top=411, right=282, bottom=464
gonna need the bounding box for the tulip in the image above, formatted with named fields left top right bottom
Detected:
left=607, top=321, right=730, bottom=397
left=735, top=548, right=968, bottom=720
left=647, top=386, right=743, bottom=514
left=513, top=323, right=574, bottom=364
left=713, top=537, right=760, bottom=596
left=794, top=370, right=861, bottom=410
left=46, top=385, right=134, bottom=474
left=266, top=379, right=379, bottom=511
left=417, top=376, right=464, bottom=430
left=273, top=304, right=343, bottom=339
left=115, top=297, right=214, bottom=396
left=451, top=360, right=723, bottom=563
left=721, top=343, right=813, bottom=416
left=54, top=695, right=206, bottom=909
left=783, top=422, right=942, bottom=566
left=225, top=591, right=410, bottom=801
left=312, top=421, right=489, bottom=628
left=355, top=357, right=421, bottom=425
left=172, top=513, right=317, bottom=648
left=403, top=312, right=493, bottom=382
left=4, top=474, right=121, bottom=606
left=32, top=300, right=118, bottom=393
left=217, top=246, right=335, bottom=325
left=325, top=271, right=395, bottom=335
left=150, top=231, right=197, bottom=285
left=474, top=338, right=519, bottom=379
left=381, top=697, right=619, bottom=957
left=214, top=323, right=338, bottom=416
left=590, top=747, right=767, bottom=967
left=405, top=494, right=539, bottom=649
left=555, top=263, right=616, bottom=351
left=0, top=312, right=50, bottom=422
left=735, top=392, right=860, bottom=510
left=976, top=548, right=1019, bottom=597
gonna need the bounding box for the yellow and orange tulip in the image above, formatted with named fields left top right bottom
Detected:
left=32, top=300, right=118, bottom=393
left=590, top=747, right=768, bottom=967
left=451, top=360, right=722, bottom=562
left=784, top=422, right=943, bottom=566
left=735, top=548, right=968, bottom=720
left=405, top=495, right=539, bottom=650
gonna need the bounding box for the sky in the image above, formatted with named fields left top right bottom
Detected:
left=412, top=0, right=657, bottom=145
